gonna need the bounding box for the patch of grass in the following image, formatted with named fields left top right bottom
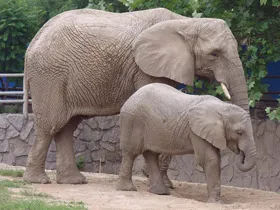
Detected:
left=0, top=180, right=87, bottom=210
left=0, top=169, right=24, bottom=177
left=20, top=189, right=53, bottom=198
left=0, top=199, right=87, bottom=210
left=0, top=180, right=27, bottom=188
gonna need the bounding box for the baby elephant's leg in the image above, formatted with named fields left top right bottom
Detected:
left=143, top=151, right=169, bottom=195
left=190, top=132, right=222, bottom=203
left=204, top=147, right=221, bottom=203
left=159, top=153, right=174, bottom=189
left=116, top=151, right=137, bottom=191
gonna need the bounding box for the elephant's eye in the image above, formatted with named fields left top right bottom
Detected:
left=211, top=51, right=219, bottom=57
left=236, top=130, right=243, bottom=135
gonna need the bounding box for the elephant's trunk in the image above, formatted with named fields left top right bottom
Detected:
left=227, top=58, right=249, bottom=113
left=236, top=129, right=257, bottom=172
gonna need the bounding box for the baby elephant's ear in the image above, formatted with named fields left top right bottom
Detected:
left=187, top=101, right=227, bottom=150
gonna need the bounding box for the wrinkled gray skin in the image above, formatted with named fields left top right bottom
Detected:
left=116, top=83, right=257, bottom=203
left=23, top=8, right=251, bottom=184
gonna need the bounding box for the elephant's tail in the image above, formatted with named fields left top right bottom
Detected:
left=23, top=57, right=29, bottom=119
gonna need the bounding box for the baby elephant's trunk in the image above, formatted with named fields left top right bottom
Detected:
left=236, top=138, right=257, bottom=172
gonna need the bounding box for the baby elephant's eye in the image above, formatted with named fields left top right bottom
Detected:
left=236, top=130, right=243, bottom=135
left=211, top=51, right=219, bottom=57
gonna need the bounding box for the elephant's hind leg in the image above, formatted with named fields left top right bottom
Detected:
left=23, top=129, right=52, bottom=184
left=55, top=116, right=87, bottom=184
left=116, top=151, right=137, bottom=191
left=159, top=153, right=174, bottom=189
left=143, top=151, right=169, bottom=195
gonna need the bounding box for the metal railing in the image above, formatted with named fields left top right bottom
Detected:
left=0, top=73, right=31, bottom=115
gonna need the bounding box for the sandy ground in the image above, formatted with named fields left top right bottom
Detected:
left=1, top=163, right=280, bottom=210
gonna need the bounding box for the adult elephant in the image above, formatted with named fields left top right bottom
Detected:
left=23, top=8, right=250, bottom=184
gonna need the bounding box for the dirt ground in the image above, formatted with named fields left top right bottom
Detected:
left=1, top=163, right=280, bottom=210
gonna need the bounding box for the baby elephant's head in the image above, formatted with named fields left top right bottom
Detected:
left=187, top=98, right=257, bottom=172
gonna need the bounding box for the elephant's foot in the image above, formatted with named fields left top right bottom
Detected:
left=23, top=168, right=51, bottom=184
left=207, top=197, right=223, bottom=204
left=149, top=183, right=170, bottom=195
left=56, top=171, right=87, bottom=184
left=162, top=173, right=174, bottom=189
left=116, top=178, right=137, bottom=191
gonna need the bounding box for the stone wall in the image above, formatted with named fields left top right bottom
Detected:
left=0, top=114, right=280, bottom=192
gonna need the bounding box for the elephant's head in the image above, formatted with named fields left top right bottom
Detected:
left=132, top=18, right=249, bottom=111
left=187, top=98, right=257, bottom=172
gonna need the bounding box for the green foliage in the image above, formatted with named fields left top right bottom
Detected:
left=76, top=156, right=85, bottom=170
left=0, top=0, right=38, bottom=74
left=0, top=105, right=21, bottom=113
left=0, top=169, right=24, bottom=177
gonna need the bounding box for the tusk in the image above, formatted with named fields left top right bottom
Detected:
left=221, top=83, right=231, bottom=100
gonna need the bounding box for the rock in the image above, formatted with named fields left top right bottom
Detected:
left=7, top=114, right=24, bottom=131
left=20, top=121, right=34, bottom=139
left=2, top=152, right=16, bottom=165
left=49, top=141, right=56, bottom=152
left=263, top=131, right=275, bottom=156
left=79, top=124, right=103, bottom=142
left=27, top=130, right=35, bottom=146
left=47, top=151, right=56, bottom=163
left=256, top=121, right=266, bottom=137
left=0, top=154, right=2, bottom=162
left=96, top=116, right=115, bottom=130
left=276, top=124, right=280, bottom=139
left=101, top=142, right=115, bottom=152
left=15, top=156, right=27, bottom=166
left=105, top=151, right=120, bottom=161
left=84, top=163, right=96, bottom=172
left=266, top=120, right=277, bottom=132
left=221, top=165, right=234, bottom=184
left=74, top=141, right=87, bottom=153
left=77, top=121, right=84, bottom=130
left=45, top=161, right=56, bottom=170
left=87, top=142, right=100, bottom=151
left=242, top=174, right=252, bottom=188
left=0, top=128, right=5, bottom=140
left=91, top=149, right=106, bottom=162
left=113, top=115, right=120, bottom=127
left=102, top=127, right=120, bottom=143
left=9, top=139, right=31, bottom=157
left=0, top=140, right=9, bottom=152
left=73, top=128, right=81, bottom=137
left=5, top=125, right=19, bottom=139
left=0, top=115, right=9, bottom=129
left=101, top=161, right=120, bottom=174
left=85, top=118, right=98, bottom=129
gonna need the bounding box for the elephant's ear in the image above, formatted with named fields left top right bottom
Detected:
left=187, top=101, right=227, bottom=150
left=132, top=20, right=195, bottom=86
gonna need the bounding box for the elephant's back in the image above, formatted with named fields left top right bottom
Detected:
left=121, top=83, right=185, bottom=116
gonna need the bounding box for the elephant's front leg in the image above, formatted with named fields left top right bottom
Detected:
left=116, top=150, right=137, bottom=191
left=55, top=117, right=87, bottom=184
left=190, top=132, right=222, bottom=203
left=204, top=147, right=222, bottom=203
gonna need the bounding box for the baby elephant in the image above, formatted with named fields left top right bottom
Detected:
left=116, top=83, right=257, bottom=203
